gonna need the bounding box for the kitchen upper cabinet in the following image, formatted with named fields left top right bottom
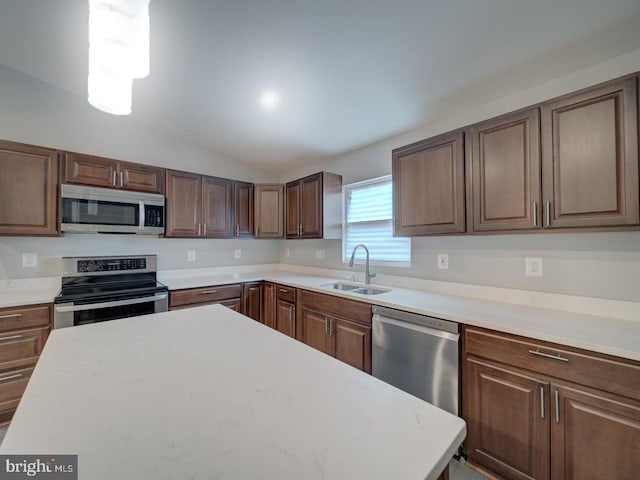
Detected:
left=242, top=282, right=262, bottom=322
left=285, top=172, right=342, bottom=239
left=234, top=181, right=254, bottom=238
left=462, top=326, right=640, bottom=480
left=255, top=184, right=284, bottom=238
left=468, top=109, right=541, bottom=232
left=165, top=170, right=233, bottom=238
left=541, top=77, right=639, bottom=228
left=63, top=152, right=164, bottom=193
left=0, top=140, right=58, bottom=236
left=393, top=131, right=466, bottom=235
left=300, top=290, right=372, bottom=373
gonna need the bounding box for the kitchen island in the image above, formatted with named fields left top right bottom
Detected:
left=0, top=304, right=466, bottom=480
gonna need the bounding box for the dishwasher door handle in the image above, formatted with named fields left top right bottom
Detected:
left=372, top=314, right=460, bottom=342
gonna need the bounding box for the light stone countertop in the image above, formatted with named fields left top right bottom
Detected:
left=0, top=277, right=60, bottom=309
left=0, top=305, right=466, bottom=480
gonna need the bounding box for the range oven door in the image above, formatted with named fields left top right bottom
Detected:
left=54, top=291, right=169, bottom=329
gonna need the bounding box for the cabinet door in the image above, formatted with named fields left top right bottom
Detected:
left=63, top=152, right=118, bottom=188
left=332, top=317, right=371, bottom=373
left=234, top=181, right=254, bottom=237
left=221, top=299, right=242, bottom=312
left=469, top=109, right=541, bottom=232
left=242, top=282, right=262, bottom=322
left=202, top=176, right=233, bottom=238
left=541, top=78, right=639, bottom=228
left=276, top=300, right=296, bottom=338
left=262, top=283, right=277, bottom=329
left=301, top=309, right=332, bottom=356
left=551, top=384, right=640, bottom=480
left=255, top=184, right=284, bottom=238
left=300, top=173, right=323, bottom=238
left=0, top=141, right=58, bottom=236
left=393, top=131, right=466, bottom=235
left=165, top=170, right=201, bottom=237
left=285, top=181, right=301, bottom=238
left=118, top=161, right=164, bottom=193
left=0, top=366, right=34, bottom=426
left=464, top=358, right=550, bottom=480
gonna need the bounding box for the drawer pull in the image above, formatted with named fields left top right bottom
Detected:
left=0, top=313, right=22, bottom=319
left=0, top=373, right=22, bottom=382
left=0, top=335, right=23, bottom=342
left=200, top=290, right=218, bottom=295
left=528, top=350, right=568, bottom=362
left=279, top=289, right=289, bottom=294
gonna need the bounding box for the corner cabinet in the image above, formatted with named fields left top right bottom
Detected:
left=285, top=172, right=342, bottom=239
left=62, top=152, right=164, bottom=193
left=234, top=181, right=254, bottom=238
left=393, top=131, right=466, bottom=235
left=462, top=325, right=640, bottom=480
left=165, top=170, right=233, bottom=238
left=0, top=140, right=58, bottom=236
left=242, top=282, right=262, bottom=322
left=541, top=77, right=639, bottom=228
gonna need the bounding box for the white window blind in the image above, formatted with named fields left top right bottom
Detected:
left=342, top=176, right=411, bottom=266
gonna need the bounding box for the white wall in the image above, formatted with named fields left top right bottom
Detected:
left=0, top=65, right=280, bottom=278
left=278, top=49, right=640, bottom=303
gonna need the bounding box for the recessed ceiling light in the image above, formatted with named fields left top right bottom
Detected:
left=259, top=89, right=280, bottom=111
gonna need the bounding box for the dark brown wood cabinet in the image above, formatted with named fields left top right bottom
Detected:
left=255, top=184, right=284, bottom=238
left=234, top=181, right=254, bottom=237
left=462, top=326, right=640, bottom=480
left=285, top=172, right=342, bottom=239
left=541, top=78, right=639, bottom=229
left=0, top=303, right=51, bottom=426
left=0, top=140, right=58, bottom=236
left=262, top=283, right=277, bottom=329
left=242, top=282, right=262, bottom=322
left=468, top=109, right=541, bottom=232
left=393, top=131, right=466, bottom=235
left=169, top=284, right=243, bottom=310
left=165, top=170, right=233, bottom=238
left=275, top=286, right=297, bottom=338
left=300, top=290, right=372, bottom=373
left=63, top=152, right=164, bottom=193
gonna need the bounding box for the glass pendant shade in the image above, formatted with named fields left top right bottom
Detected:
left=88, top=0, right=150, bottom=115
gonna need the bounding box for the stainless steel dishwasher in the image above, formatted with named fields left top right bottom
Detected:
left=372, top=305, right=460, bottom=416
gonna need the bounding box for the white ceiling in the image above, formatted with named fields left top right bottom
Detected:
left=2, top=1, right=640, bottom=173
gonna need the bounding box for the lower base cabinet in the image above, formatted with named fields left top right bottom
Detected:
left=242, top=282, right=262, bottom=322
left=462, top=326, right=640, bottom=480
left=169, top=284, right=243, bottom=312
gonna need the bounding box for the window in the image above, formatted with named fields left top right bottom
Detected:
left=342, top=175, right=411, bottom=266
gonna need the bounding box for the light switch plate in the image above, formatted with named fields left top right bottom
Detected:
left=234, top=249, right=242, bottom=259
left=437, top=254, right=449, bottom=270
left=22, top=253, right=38, bottom=268
left=187, top=250, right=196, bottom=262
left=525, top=257, right=543, bottom=277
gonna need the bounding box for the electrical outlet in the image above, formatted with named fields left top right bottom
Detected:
left=525, top=257, right=543, bottom=277
left=22, top=253, right=38, bottom=268
left=234, top=249, right=242, bottom=259
left=284, top=248, right=291, bottom=258
left=187, top=250, right=196, bottom=262
left=437, top=253, right=449, bottom=270
left=315, top=249, right=325, bottom=260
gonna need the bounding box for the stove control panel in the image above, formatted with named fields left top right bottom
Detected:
left=77, top=258, right=147, bottom=273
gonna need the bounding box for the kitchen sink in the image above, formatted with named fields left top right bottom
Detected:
left=322, top=283, right=390, bottom=295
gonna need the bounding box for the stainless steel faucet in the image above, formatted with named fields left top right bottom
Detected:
left=348, top=244, right=376, bottom=285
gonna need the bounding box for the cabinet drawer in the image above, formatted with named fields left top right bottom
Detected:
left=170, top=284, right=243, bottom=308
left=301, top=290, right=372, bottom=326
left=276, top=285, right=296, bottom=303
left=0, top=304, right=50, bottom=333
left=464, top=327, right=640, bottom=400
left=0, top=328, right=48, bottom=371
left=0, top=366, right=34, bottom=424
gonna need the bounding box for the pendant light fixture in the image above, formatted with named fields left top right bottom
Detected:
left=88, top=0, right=150, bottom=115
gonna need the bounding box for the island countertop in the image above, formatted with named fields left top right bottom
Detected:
left=0, top=305, right=466, bottom=480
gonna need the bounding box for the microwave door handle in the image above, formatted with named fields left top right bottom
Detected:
left=54, top=293, right=168, bottom=313
left=139, top=201, right=145, bottom=230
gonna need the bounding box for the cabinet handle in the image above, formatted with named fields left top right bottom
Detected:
left=540, top=387, right=545, bottom=419
left=329, top=318, right=333, bottom=336
left=279, top=288, right=289, bottom=294
left=528, top=349, right=568, bottom=362
left=0, top=313, right=22, bottom=319
left=533, top=201, right=538, bottom=227
left=545, top=201, right=551, bottom=227
left=113, top=171, right=117, bottom=186
left=203, top=223, right=207, bottom=236
left=0, top=335, right=23, bottom=341
left=0, top=373, right=22, bottom=382
left=235, top=225, right=239, bottom=236
left=198, top=223, right=201, bottom=236
left=120, top=171, right=124, bottom=187
left=325, top=317, right=330, bottom=335
left=554, top=390, right=560, bottom=423
left=200, top=289, right=218, bottom=295
left=300, top=224, right=303, bottom=237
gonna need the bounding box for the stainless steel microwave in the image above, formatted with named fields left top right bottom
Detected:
left=60, top=184, right=165, bottom=235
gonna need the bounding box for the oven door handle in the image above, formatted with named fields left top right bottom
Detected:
left=54, top=293, right=168, bottom=313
